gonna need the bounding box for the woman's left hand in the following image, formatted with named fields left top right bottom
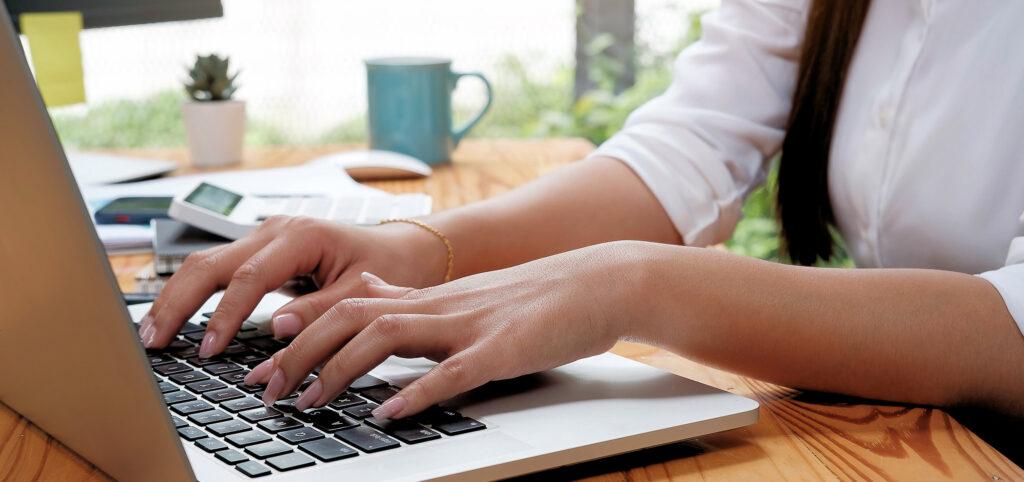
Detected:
left=243, top=241, right=644, bottom=419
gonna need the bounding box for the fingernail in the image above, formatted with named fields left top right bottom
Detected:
left=361, top=272, right=387, bottom=287
left=372, top=395, right=406, bottom=419
left=245, top=359, right=274, bottom=385
left=138, top=315, right=153, bottom=339
left=262, top=369, right=286, bottom=406
left=198, top=332, right=218, bottom=359
left=140, top=325, right=156, bottom=348
left=273, top=313, right=302, bottom=339
left=295, top=380, right=322, bottom=411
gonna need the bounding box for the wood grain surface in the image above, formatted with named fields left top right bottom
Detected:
left=2, top=139, right=1020, bottom=481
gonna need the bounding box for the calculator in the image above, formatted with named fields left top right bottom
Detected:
left=169, top=182, right=432, bottom=240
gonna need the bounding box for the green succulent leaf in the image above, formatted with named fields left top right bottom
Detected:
left=183, top=53, right=240, bottom=102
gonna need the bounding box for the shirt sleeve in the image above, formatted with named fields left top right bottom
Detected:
left=589, top=0, right=808, bottom=247
left=977, top=225, right=1024, bottom=337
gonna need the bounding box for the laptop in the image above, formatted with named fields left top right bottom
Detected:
left=0, top=8, right=758, bottom=481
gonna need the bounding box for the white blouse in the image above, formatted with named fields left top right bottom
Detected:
left=591, top=0, right=1024, bottom=336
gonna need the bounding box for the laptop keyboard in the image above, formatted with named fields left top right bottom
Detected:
left=140, top=314, right=486, bottom=478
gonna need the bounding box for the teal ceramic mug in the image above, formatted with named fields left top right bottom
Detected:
left=365, top=57, right=493, bottom=165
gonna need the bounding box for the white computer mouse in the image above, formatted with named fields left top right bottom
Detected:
left=310, top=149, right=433, bottom=181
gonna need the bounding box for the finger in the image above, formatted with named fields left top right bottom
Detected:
left=361, top=272, right=416, bottom=299
left=375, top=349, right=492, bottom=419
left=143, top=237, right=265, bottom=349
left=295, top=313, right=453, bottom=411
left=201, top=231, right=328, bottom=358
left=258, top=297, right=419, bottom=405
left=270, top=278, right=363, bottom=339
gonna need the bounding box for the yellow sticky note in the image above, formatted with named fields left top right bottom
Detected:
left=20, top=12, right=86, bottom=107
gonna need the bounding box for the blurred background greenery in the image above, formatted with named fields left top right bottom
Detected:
left=50, top=8, right=849, bottom=266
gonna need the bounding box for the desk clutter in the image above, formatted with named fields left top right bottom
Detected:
left=75, top=154, right=434, bottom=298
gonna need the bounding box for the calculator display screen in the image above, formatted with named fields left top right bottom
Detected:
left=184, top=183, right=243, bottom=215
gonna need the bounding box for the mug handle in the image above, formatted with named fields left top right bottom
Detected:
left=450, top=71, right=493, bottom=147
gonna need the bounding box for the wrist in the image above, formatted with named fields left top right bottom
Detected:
left=374, top=220, right=450, bottom=288
left=585, top=241, right=661, bottom=342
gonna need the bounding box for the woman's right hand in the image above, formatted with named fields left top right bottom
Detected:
left=138, top=215, right=447, bottom=358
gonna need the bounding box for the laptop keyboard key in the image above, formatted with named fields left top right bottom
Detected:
left=163, top=391, right=195, bottom=405
left=360, top=386, right=399, bottom=404
left=223, top=343, right=251, bottom=356
left=258, top=417, right=303, bottom=433
left=244, top=337, right=286, bottom=353
left=227, top=430, right=273, bottom=447
left=236, top=460, right=272, bottom=478
left=328, top=392, right=365, bottom=409
left=245, top=441, right=293, bottom=459
left=157, top=381, right=177, bottom=394
left=435, top=417, right=486, bottom=435
left=309, top=410, right=357, bottom=432
left=411, top=407, right=464, bottom=426
left=216, top=449, right=249, bottom=465
left=278, top=427, right=325, bottom=444
left=207, top=419, right=252, bottom=436
left=233, top=354, right=268, bottom=367
left=342, top=403, right=378, bottom=419
left=186, top=356, right=222, bottom=367
left=205, top=363, right=243, bottom=376
left=170, top=400, right=215, bottom=415
left=204, top=387, right=244, bottom=403
left=170, top=416, right=188, bottom=428
left=299, top=438, right=358, bottom=462
left=273, top=397, right=301, bottom=413
left=183, top=332, right=207, bottom=343
left=186, top=379, right=226, bottom=393
left=223, top=397, right=263, bottom=413
left=188, top=409, right=232, bottom=426
left=177, top=426, right=206, bottom=441
left=335, top=426, right=400, bottom=453
left=348, top=374, right=387, bottom=392
left=239, top=407, right=283, bottom=423
left=148, top=354, right=176, bottom=366
left=366, top=417, right=440, bottom=444
left=235, top=330, right=270, bottom=341
left=220, top=371, right=249, bottom=384
left=195, top=437, right=228, bottom=453
left=238, top=383, right=264, bottom=393
left=179, top=323, right=204, bottom=335
left=170, top=371, right=210, bottom=385
left=164, top=339, right=194, bottom=352
left=154, top=362, right=192, bottom=376
left=265, top=452, right=315, bottom=472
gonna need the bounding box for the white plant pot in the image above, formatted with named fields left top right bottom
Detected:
left=182, top=100, right=246, bottom=168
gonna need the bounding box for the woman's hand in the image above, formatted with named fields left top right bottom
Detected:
left=139, top=216, right=448, bottom=356
left=244, top=241, right=646, bottom=419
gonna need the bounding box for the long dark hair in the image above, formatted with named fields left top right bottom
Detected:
left=776, top=0, right=872, bottom=265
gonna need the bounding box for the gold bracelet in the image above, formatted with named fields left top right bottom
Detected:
left=379, top=218, right=454, bottom=283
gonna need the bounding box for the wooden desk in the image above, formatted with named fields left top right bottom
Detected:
left=2, top=139, right=1020, bottom=481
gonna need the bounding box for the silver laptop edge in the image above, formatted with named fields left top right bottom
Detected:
left=0, top=8, right=758, bottom=481
left=0, top=7, right=195, bottom=482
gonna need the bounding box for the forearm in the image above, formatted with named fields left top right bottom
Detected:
left=419, top=156, right=680, bottom=280
left=625, top=242, right=1024, bottom=414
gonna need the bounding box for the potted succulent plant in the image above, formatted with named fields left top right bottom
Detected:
left=182, top=54, right=244, bottom=167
